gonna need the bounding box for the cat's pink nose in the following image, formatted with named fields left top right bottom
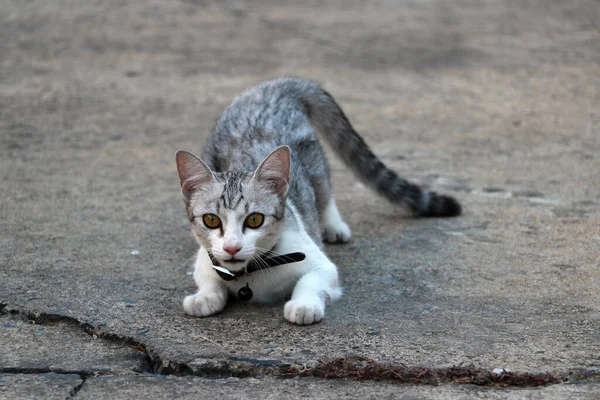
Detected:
left=224, top=245, right=242, bottom=256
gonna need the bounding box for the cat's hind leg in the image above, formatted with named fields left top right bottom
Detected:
left=296, top=140, right=350, bottom=244
left=323, top=197, right=351, bottom=244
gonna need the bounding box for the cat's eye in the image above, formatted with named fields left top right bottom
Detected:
left=202, top=214, right=222, bottom=229
left=245, top=213, right=264, bottom=229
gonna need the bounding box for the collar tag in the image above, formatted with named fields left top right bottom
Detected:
left=212, top=265, right=237, bottom=281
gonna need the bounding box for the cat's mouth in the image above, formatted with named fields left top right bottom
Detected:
left=219, top=258, right=249, bottom=271
left=225, top=258, right=246, bottom=263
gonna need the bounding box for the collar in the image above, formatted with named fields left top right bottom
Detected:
left=208, top=251, right=306, bottom=281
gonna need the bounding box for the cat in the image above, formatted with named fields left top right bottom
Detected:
left=176, top=78, right=461, bottom=325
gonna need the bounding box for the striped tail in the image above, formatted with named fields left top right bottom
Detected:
left=299, top=82, right=461, bottom=217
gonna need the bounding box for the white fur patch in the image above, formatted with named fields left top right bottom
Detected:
left=184, top=201, right=342, bottom=324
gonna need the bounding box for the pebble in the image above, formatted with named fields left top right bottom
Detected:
left=492, top=368, right=511, bottom=375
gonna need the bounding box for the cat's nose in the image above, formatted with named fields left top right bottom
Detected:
left=224, top=245, right=242, bottom=256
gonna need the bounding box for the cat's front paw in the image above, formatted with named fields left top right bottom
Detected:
left=284, top=297, right=325, bottom=325
left=183, top=291, right=227, bottom=317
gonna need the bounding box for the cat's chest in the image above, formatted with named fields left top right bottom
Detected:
left=222, top=263, right=304, bottom=303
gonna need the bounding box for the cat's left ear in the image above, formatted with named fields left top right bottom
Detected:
left=252, top=146, right=290, bottom=198
left=175, top=150, right=214, bottom=200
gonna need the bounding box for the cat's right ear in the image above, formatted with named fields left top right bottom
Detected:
left=175, top=150, right=214, bottom=200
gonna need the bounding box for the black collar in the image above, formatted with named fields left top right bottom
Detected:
left=208, top=251, right=306, bottom=281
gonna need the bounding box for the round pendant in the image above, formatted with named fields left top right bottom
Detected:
left=238, top=283, right=253, bottom=301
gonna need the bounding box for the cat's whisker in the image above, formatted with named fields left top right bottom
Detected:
left=255, top=246, right=318, bottom=259
left=255, top=246, right=320, bottom=266
left=257, top=254, right=290, bottom=301
left=252, top=250, right=304, bottom=301
left=250, top=254, right=286, bottom=300
left=177, top=254, right=199, bottom=271
left=256, top=257, right=286, bottom=300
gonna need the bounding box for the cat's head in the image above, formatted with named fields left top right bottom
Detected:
left=175, top=146, right=290, bottom=272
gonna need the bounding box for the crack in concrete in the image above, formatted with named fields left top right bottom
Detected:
left=0, top=367, right=91, bottom=376
left=1, top=303, right=153, bottom=375
left=3, top=303, right=600, bottom=387
left=285, top=357, right=564, bottom=387
left=68, top=375, right=87, bottom=400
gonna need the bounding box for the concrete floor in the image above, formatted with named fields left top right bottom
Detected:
left=1, top=0, right=599, bottom=398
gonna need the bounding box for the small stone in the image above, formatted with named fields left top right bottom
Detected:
left=492, top=368, right=511, bottom=375
left=130, top=250, right=140, bottom=255
left=366, top=328, right=380, bottom=336
left=137, top=327, right=150, bottom=336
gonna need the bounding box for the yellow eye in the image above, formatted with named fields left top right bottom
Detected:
left=202, top=214, right=221, bottom=229
left=245, top=213, right=264, bottom=229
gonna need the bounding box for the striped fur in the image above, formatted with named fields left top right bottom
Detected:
left=203, top=78, right=461, bottom=219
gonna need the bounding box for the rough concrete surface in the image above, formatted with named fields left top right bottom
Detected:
left=75, top=376, right=600, bottom=400
left=0, top=373, right=83, bottom=400
left=0, top=314, right=146, bottom=374
left=1, top=0, right=599, bottom=398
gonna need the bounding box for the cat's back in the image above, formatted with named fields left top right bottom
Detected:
left=203, top=78, right=319, bottom=172
left=220, top=78, right=316, bottom=129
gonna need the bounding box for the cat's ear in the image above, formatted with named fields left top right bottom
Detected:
left=175, top=150, right=214, bottom=199
left=252, top=146, right=290, bottom=198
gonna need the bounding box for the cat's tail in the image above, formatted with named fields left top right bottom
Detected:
left=298, top=80, right=461, bottom=217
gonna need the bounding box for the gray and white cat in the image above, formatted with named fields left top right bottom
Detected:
left=176, top=78, right=460, bottom=325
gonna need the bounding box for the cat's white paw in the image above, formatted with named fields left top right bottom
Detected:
left=183, top=291, right=227, bottom=317
left=284, top=297, right=325, bottom=325
left=324, top=220, right=351, bottom=244
left=323, top=198, right=351, bottom=243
